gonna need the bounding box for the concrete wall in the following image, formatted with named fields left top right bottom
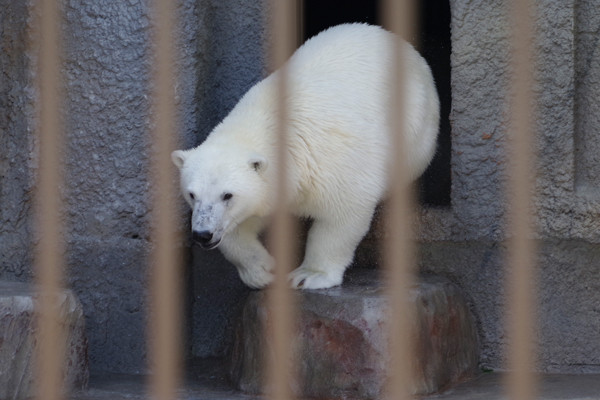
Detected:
left=0, top=1, right=35, bottom=282
left=62, top=0, right=267, bottom=373
left=416, top=0, right=600, bottom=372
left=0, top=0, right=599, bottom=375
left=0, top=0, right=267, bottom=374
left=575, top=0, right=600, bottom=197
left=61, top=0, right=153, bottom=374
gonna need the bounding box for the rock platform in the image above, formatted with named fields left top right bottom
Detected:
left=230, top=270, right=479, bottom=399
left=0, top=281, right=89, bottom=400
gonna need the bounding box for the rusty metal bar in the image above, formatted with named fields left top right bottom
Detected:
left=506, top=0, right=538, bottom=399
left=381, top=0, right=418, bottom=399
left=266, top=1, right=298, bottom=399
left=148, top=1, right=183, bottom=399
left=34, top=0, right=66, bottom=399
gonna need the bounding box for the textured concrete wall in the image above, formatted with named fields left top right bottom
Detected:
left=0, top=0, right=266, bottom=373
left=0, top=0, right=35, bottom=282
left=416, top=0, right=600, bottom=373
left=575, top=0, right=600, bottom=197
left=60, top=0, right=267, bottom=372
left=61, top=0, right=153, bottom=374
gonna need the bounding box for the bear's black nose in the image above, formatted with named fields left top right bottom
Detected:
left=193, top=230, right=213, bottom=245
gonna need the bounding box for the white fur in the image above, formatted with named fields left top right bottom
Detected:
left=172, top=23, right=439, bottom=289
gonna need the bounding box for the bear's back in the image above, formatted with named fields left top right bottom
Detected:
left=284, top=24, right=439, bottom=182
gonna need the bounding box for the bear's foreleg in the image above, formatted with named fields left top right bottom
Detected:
left=219, top=218, right=274, bottom=289
left=289, top=208, right=375, bottom=289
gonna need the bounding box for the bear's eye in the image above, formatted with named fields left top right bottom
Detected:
left=188, top=192, right=195, bottom=201
left=222, top=193, right=233, bottom=201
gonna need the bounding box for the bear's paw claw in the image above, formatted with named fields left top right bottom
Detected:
left=289, top=267, right=342, bottom=290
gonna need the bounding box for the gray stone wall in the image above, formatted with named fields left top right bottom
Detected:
left=575, top=0, right=600, bottom=198
left=416, top=0, right=600, bottom=372
left=0, top=0, right=266, bottom=374
left=62, top=0, right=153, bottom=374
left=0, top=0, right=35, bottom=282
left=60, top=0, right=267, bottom=373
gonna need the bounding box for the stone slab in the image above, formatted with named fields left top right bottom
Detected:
left=426, top=372, right=600, bottom=400
left=229, top=271, right=479, bottom=399
left=0, top=281, right=89, bottom=400
left=68, top=369, right=600, bottom=400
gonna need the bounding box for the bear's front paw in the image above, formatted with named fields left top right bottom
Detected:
left=289, top=266, right=343, bottom=290
left=238, top=264, right=274, bottom=289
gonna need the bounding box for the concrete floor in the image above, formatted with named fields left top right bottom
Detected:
left=71, top=360, right=600, bottom=400
left=70, top=359, right=259, bottom=400
left=426, top=373, right=600, bottom=400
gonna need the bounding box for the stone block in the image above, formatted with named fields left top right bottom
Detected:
left=0, top=281, right=89, bottom=400
left=230, top=271, right=478, bottom=399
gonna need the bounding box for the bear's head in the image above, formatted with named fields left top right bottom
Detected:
left=172, top=145, right=269, bottom=249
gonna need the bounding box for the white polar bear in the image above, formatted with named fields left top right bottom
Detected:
left=172, top=23, right=439, bottom=290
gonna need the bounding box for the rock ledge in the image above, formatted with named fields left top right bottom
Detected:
left=0, top=281, right=89, bottom=400
left=230, top=271, right=479, bottom=399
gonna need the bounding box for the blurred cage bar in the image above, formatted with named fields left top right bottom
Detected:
left=34, top=0, right=64, bottom=399
left=31, top=0, right=537, bottom=399
left=381, top=0, right=418, bottom=399
left=146, top=0, right=183, bottom=400
left=265, top=1, right=298, bottom=400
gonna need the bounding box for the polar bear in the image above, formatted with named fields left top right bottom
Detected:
left=172, top=23, right=439, bottom=290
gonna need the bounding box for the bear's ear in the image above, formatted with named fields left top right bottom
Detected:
left=248, top=154, right=268, bottom=173
left=171, top=150, right=187, bottom=169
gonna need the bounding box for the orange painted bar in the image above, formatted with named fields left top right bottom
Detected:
left=148, top=1, right=183, bottom=399
left=381, top=1, right=418, bottom=399
left=265, top=1, right=298, bottom=399
left=505, top=0, right=538, bottom=399
left=34, top=0, right=66, bottom=399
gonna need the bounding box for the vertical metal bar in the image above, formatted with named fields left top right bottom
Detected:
left=506, top=0, right=538, bottom=399
left=266, top=1, right=297, bottom=399
left=148, top=1, right=182, bottom=399
left=34, top=0, right=65, bottom=399
left=381, top=1, right=417, bottom=399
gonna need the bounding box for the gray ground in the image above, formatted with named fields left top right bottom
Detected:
left=71, top=359, right=600, bottom=400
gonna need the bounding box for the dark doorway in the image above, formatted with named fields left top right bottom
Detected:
left=302, top=0, right=452, bottom=207
left=302, top=0, right=379, bottom=39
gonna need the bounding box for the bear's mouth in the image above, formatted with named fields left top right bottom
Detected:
left=198, top=239, right=221, bottom=250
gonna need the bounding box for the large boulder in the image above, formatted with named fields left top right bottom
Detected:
left=230, top=271, right=479, bottom=399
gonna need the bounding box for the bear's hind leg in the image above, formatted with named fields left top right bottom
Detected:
left=289, top=209, right=375, bottom=289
